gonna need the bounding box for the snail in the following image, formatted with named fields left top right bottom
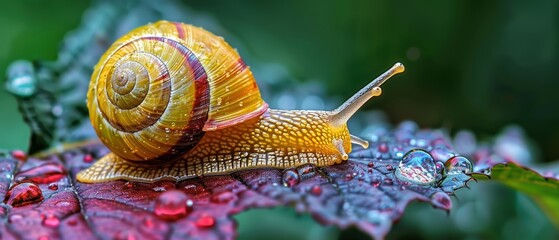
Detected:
left=76, top=21, right=404, bottom=183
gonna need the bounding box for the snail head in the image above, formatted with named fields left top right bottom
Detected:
left=328, top=63, right=405, bottom=160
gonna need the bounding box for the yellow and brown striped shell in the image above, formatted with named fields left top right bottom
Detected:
left=88, top=21, right=268, bottom=162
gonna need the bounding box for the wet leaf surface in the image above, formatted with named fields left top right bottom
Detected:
left=0, top=123, right=471, bottom=239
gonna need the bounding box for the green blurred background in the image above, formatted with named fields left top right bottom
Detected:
left=0, top=1, right=558, bottom=239
left=1, top=0, right=558, bottom=163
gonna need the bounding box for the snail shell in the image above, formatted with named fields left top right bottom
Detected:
left=77, top=21, right=404, bottom=183
left=88, top=21, right=267, bottom=162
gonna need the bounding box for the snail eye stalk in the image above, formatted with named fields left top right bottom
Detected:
left=330, top=63, right=405, bottom=127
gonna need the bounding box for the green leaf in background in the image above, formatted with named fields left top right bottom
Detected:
left=489, top=163, right=559, bottom=228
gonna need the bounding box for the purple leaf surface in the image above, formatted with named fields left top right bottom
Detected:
left=0, top=123, right=471, bottom=240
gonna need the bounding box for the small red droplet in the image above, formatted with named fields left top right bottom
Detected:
left=310, top=185, right=322, bottom=196
left=367, top=162, right=375, bottom=167
left=114, top=230, right=141, bottom=240
left=210, top=191, right=236, bottom=203
left=67, top=219, right=78, bottom=226
left=142, top=217, right=155, bottom=228
left=11, top=150, right=27, bottom=161
left=48, top=183, right=58, bottom=190
left=8, top=214, right=23, bottom=223
left=195, top=214, right=215, bottom=228
left=154, top=190, right=192, bottom=221
left=378, top=143, right=389, bottom=153
left=344, top=173, right=353, bottom=181
left=42, top=215, right=60, bottom=228
left=124, top=182, right=134, bottom=188
left=386, top=165, right=394, bottom=171
left=5, top=182, right=43, bottom=207
left=83, top=154, right=94, bottom=163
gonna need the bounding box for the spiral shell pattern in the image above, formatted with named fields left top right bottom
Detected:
left=88, top=21, right=268, bottom=162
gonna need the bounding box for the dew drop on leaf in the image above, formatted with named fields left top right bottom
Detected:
left=142, top=217, right=155, bottom=229
left=430, top=191, right=452, bottom=211
left=196, top=214, right=215, bottom=228
left=371, top=177, right=381, bottom=187
left=48, top=183, right=58, bottom=190
left=11, top=150, right=27, bottom=161
left=154, top=190, right=192, bottom=221
left=395, top=149, right=437, bottom=185
left=210, top=191, right=236, bottom=203
left=445, top=156, right=473, bottom=174
left=378, top=143, right=388, bottom=153
left=282, top=169, right=300, bottom=187
left=5, top=182, right=43, bottom=207
left=8, top=214, right=23, bottom=223
left=310, top=185, right=322, bottom=196
left=14, top=162, right=65, bottom=184
left=42, top=215, right=60, bottom=228
left=67, top=219, right=78, bottom=226
left=83, top=154, right=94, bottom=163
left=383, top=178, right=393, bottom=185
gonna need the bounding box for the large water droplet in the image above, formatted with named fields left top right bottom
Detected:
left=154, top=190, right=193, bottom=221
left=445, top=156, right=473, bottom=174
left=395, top=149, right=437, bottom=185
left=282, top=169, right=300, bottom=187
left=14, top=162, right=65, bottom=184
left=5, top=182, right=44, bottom=207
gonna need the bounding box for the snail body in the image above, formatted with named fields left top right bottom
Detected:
left=77, top=21, right=404, bottom=183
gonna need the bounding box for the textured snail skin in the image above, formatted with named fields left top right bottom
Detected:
left=77, top=20, right=404, bottom=183
left=77, top=109, right=351, bottom=182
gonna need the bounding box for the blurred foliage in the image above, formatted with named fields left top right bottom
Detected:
left=487, top=163, right=559, bottom=227
left=1, top=0, right=558, bottom=239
